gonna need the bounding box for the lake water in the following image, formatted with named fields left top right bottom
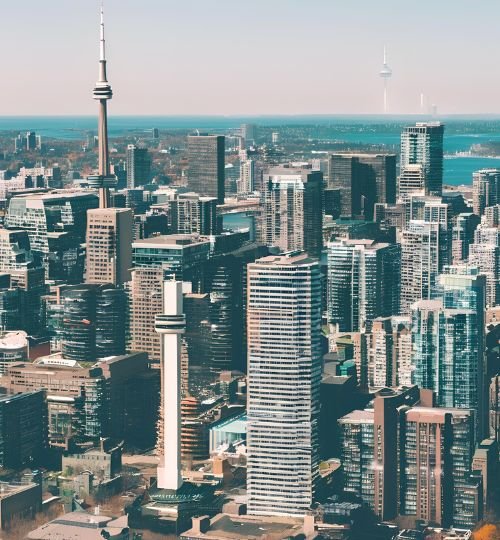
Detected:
left=2, top=115, right=500, bottom=185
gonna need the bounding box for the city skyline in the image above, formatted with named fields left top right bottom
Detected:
left=1, top=0, right=500, bottom=116
left=0, top=0, right=497, bottom=536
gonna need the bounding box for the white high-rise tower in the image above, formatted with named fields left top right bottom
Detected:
left=155, top=280, right=185, bottom=491
left=247, top=253, right=322, bottom=516
left=379, top=46, right=393, bottom=114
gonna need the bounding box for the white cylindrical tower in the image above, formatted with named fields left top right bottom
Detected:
left=379, top=46, right=392, bottom=114
left=155, top=280, right=185, bottom=491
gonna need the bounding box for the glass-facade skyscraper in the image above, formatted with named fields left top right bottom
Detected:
left=258, top=166, right=323, bottom=258
left=439, top=265, right=487, bottom=439
left=187, top=134, right=226, bottom=203
left=327, top=239, right=400, bottom=332
left=126, top=144, right=151, bottom=189
left=412, top=265, right=486, bottom=440
left=400, top=122, right=444, bottom=196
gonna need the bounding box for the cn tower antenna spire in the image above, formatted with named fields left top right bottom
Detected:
left=100, top=3, right=106, bottom=63
left=89, top=0, right=116, bottom=208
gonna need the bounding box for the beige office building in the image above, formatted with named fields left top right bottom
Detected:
left=86, top=208, right=133, bottom=286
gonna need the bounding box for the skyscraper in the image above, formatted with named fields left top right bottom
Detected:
left=258, top=166, right=323, bottom=257
left=327, top=239, right=400, bottom=332
left=86, top=208, right=133, bottom=286
left=412, top=266, right=486, bottom=439
left=472, top=169, right=500, bottom=216
left=399, top=407, right=476, bottom=528
left=469, top=242, right=499, bottom=306
left=59, top=284, right=127, bottom=361
left=129, top=266, right=164, bottom=362
left=401, top=122, right=444, bottom=196
left=400, top=220, right=449, bottom=314
left=240, top=123, right=257, bottom=146
left=132, top=234, right=211, bottom=285
left=86, top=6, right=117, bottom=209
left=453, top=212, right=480, bottom=263
left=366, top=316, right=412, bottom=388
left=340, top=388, right=479, bottom=527
left=327, top=153, right=396, bottom=219
left=339, top=409, right=375, bottom=506
left=5, top=191, right=98, bottom=282
left=187, top=134, right=225, bottom=203
left=169, top=192, right=219, bottom=235
left=339, top=386, right=426, bottom=518
left=238, top=159, right=255, bottom=195
left=439, top=265, right=487, bottom=439
left=247, top=253, right=321, bottom=516
left=85, top=8, right=133, bottom=286
left=126, top=144, right=151, bottom=188
left=397, top=164, right=425, bottom=200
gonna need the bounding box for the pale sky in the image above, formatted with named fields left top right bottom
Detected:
left=1, top=0, right=499, bottom=116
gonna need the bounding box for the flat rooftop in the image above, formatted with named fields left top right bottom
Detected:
left=0, top=331, right=28, bottom=350
left=338, top=409, right=374, bottom=424
left=133, top=234, right=210, bottom=248
left=252, top=251, right=316, bottom=266
left=26, top=512, right=129, bottom=540
left=11, top=190, right=96, bottom=201
left=211, top=413, right=247, bottom=433
left=0, top=482, right=38, bottom=499
left=181, top=513, right=304, bottom=540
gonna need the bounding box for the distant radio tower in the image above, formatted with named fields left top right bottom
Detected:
left=379, top=46, right=392, bottom=114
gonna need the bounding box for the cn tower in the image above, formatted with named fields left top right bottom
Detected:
left=88, top=5, right=117, bottom=208
left=379, top=46, right=392, bottom=114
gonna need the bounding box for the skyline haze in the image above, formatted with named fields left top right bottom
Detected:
left=1, top=0, right=499, bottom=116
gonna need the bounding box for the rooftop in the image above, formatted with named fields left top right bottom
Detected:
left=0, top=481, right=39, bottom=500
left=181, top=513, right=305, bottom=540
left=211, top=414, right=247, bottom=433
left=252, top=251, right=316, bottom=266
left=0, top=331, right=28, bottom=350
left=133, top=234, right=210, bottom=248
left=405, top=406, right=472, bottom=421
left=338, top=409, right=374, bottom=424
left=11, top=190, right=97, bottom=202
left=26, top=512, right=129, bottom=540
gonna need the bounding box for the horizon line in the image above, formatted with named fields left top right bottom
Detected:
left=2, top=113, right=500, bottom=119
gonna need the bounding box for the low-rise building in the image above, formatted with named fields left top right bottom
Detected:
left=62, top=440, right=122, bottom=482
left=0, top=391, right=47, bottom=469
left=26, top=511, right=130, bottom=540
left=180, top=513, right=312, bottom=540
left=0, top=330, right=28, bottom=374
left=4, top=353, right=159, bottom=449
left=0, top=482, right=42, bottom=531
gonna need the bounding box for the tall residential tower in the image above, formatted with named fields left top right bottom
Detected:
left=187, top=135, right=225, bottom=203
left=247, top=253, right=322, bottom=516
left=401, top=122, right=444, bottom=196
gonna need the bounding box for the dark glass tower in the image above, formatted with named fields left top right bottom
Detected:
left=61, top=284, right=127, bottom=361
left=187, top=134, right=225, bottom=203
